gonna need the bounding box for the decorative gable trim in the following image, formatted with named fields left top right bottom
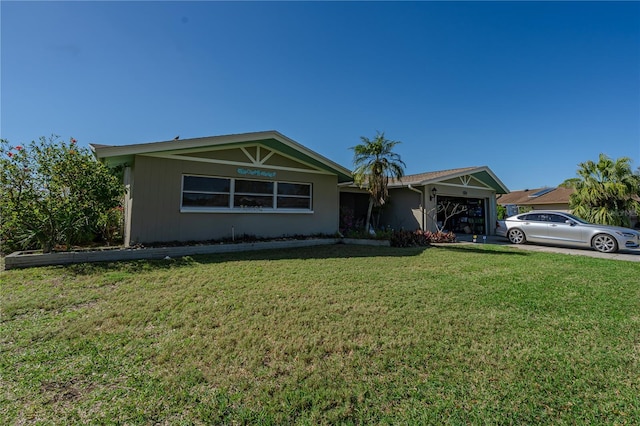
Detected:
left=143, top=142, right=331, bottom=175
left=436, top=174, right=494, bottom=191
left=90, top=131, right=353, bottom=182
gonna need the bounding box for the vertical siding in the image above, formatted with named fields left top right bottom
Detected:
left=128, top=155, right=339, bottom=244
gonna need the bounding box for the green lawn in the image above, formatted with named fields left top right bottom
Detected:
left=2, top=244, right=639, bottom=424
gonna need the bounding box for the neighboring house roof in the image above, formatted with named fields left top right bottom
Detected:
left=497, top=186, right=574, bottom=206
left=90, top=130, right=353, bottom=183
left=389, top=166, right=510, bottom=194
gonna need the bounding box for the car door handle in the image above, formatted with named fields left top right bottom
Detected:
left=550, top=224, right=558, bottom=227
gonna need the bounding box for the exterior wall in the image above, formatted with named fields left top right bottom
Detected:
left=127, top=155, right=339, bottom=244
left=530, top=203, right=570, bottom=212
left=381, top=184, right=501, bottom=234
left=486, top=193, right=499, bottom=235
left=382, top=188, right=423, bottom=231
left=123, top=166, right=134, bottom=246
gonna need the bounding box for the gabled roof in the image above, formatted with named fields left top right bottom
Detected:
left=497, top=186, right=574, bottom=206
left=90, top=131, right=353, bottom=183
left=389, top=166, right=509, bottom=194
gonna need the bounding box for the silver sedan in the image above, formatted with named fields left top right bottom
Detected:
left=496, top=211, right=640, bottom=253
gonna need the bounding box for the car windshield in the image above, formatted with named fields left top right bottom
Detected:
left=561, top=213, right=590, bottom=224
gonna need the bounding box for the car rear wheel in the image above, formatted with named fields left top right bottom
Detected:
left=508, top=228, right=526, bottom=244
left=592, top=234, right=618, bottom=253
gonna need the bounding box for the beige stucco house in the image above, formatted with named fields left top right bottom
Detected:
left=91, top=131, right=352, bottom=246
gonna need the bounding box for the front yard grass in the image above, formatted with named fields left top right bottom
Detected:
left=2, top=244, right=639, bottom=424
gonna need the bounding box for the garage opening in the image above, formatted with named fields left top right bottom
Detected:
left=437, top=196, right=486, bottom=235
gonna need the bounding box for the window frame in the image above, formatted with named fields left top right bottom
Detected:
left=276, top=182, right=312, bottom=210
left=181, top=175, right=231, bottom=209
left=180, top=174, right=313, bottom=214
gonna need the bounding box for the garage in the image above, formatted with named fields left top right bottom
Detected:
left=436, top=196, right=487, bottom=235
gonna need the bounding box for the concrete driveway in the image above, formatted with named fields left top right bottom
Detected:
left=454, top=234, right=640, bottom=262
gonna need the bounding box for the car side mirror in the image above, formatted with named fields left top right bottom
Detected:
left=565, top=220, right=576, bottom=226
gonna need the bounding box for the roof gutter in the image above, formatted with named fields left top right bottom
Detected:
left=407, top=184, right=425, bottom=231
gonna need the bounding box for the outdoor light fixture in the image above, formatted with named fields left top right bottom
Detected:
left=430, top=187, right=437, bottom=201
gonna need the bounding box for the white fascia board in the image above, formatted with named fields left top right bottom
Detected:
left=90, top=131, right=281, bottom=159
left=90, top=130, right=352, bottom=179
left=416, top=166, right=509, bottom=194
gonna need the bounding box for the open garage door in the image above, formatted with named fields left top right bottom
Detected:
left=437, top=196, right=487, bottom=235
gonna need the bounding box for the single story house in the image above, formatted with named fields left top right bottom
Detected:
left=497, top=187, right=574, bottom=216
left=92, top=131, right=510, bottom=245
left=340, top=167, right=509, bottom=236
left=91, top=131, right=352, bottom=246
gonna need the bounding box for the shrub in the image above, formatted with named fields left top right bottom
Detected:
left=1, top=136, right=124, bottom=253
left=389, top=229, right=457, bottom=247
left=97, top=206, right=125, bottom=246
left=344, top=228, right=393, bottom=240
left=339, top=206, right=355, bottom=233
left=425, top=230, right=457, bottom=243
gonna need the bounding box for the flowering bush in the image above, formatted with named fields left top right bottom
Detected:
left=1, top=135, right=125, bottom=253
left=423, top=230, right=457, bottom=243
left=389, top=229, right=457, bottom=247
left=339, top=206, right=355, bottom=234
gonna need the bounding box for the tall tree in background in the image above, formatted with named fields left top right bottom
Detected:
left=351, top=131, right=406, bottom=232
left=561, top=153, right=640, bottom=227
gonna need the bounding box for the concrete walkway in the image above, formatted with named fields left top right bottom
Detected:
left=453, top=234, right=640, bottom=262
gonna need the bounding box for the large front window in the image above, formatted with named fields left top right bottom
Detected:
left=182, top=176, right=230, bottom=208
left=181, top=175, right=312, bottom=212
left=234, top=179, right=274, bottom=208
left=277, top=182, right=311, bottom=209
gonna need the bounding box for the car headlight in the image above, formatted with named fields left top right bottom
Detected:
left=615, top=231, right=637, bottom=238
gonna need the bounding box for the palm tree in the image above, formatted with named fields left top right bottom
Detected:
left=562, top=153, right=640, bottom=226
left=351, top=131, right=406, bottom=232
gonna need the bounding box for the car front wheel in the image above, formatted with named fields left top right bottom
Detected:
left=508, top=228, right=526, bottom=245
left=592, top=234, right=618, bottom=253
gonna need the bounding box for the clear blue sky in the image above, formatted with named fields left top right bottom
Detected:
left=2, top=1, right=639, bottom=190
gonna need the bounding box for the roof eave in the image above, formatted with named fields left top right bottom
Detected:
left=90, top=131, right=353, bottom=182
left=390, top=166, right=509, bottom=194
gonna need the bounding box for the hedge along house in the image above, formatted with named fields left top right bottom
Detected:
left=90, top=131, right=352, bottom=246
left=340, top=167, right=509, bottom=235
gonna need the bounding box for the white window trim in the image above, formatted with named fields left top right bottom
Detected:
left=180, top=174, right=313, bottom=214
left=180, top=207, right=314, bottom=214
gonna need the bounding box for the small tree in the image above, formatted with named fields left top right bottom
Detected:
left=1, top=136, right=124, bottom=253
left=561, top=153, right=640, bottom=227
left=351, top=131, right=406, bottom=232
left=426, top=201, right=468, bottom=233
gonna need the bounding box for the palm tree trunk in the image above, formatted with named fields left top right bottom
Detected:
left=365, top=198, right=374, bottom=234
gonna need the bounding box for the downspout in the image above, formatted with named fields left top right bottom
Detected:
left=407, top=184, right=425, bottom=231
